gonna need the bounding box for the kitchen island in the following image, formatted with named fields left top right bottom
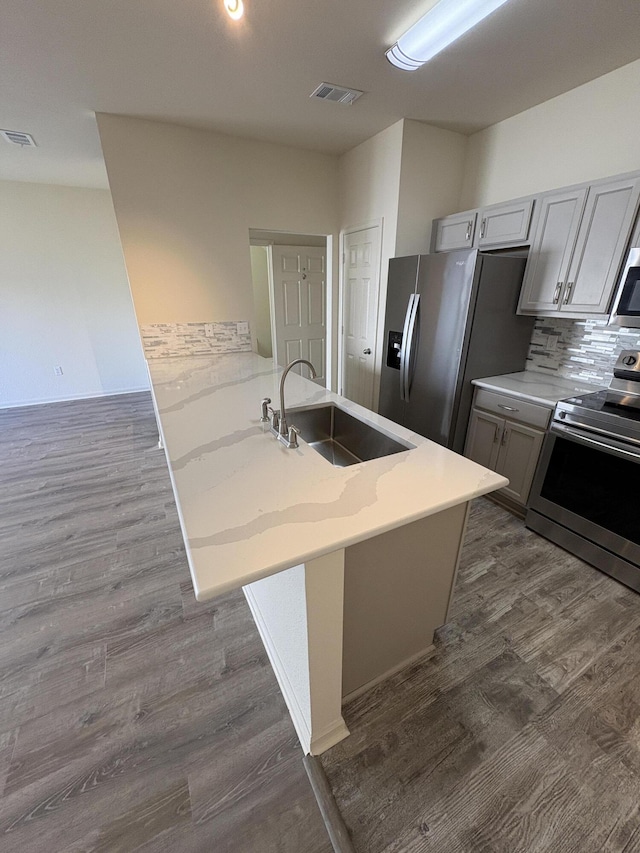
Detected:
left=148, top=352, right=507, bottom=753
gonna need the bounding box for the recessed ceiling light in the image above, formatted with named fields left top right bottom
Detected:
left=224, top=0, right=244, bottom=20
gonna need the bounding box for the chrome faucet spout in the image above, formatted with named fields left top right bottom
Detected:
left=279, top=358, right=317, bottom=437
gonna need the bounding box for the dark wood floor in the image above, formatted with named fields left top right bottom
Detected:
left=6, top=392, right=640, bottom=853
left=321, top=498, right=640, bottom=853
left=0, top=393, right=333, bottom=853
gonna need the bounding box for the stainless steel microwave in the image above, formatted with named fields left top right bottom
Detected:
left=610, top=247, right=640, bottom=328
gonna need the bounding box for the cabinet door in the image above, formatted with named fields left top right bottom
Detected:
left=463, top=408, right=503, bottom=471
left=561, top=176, right=640, bottom=315
left=478, top=199, right=534, bottom=248
left=495, top=421, right=544, bottom=506
left=517, top=187, right=588, bottom=314
left=433, top=211, right=477, bottom=252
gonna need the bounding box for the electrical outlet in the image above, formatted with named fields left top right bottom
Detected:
left=204, top=324, right=214, bottom=338
left=236, top=321, right=249, bottom=336
left=53, top=366, right=63, bottom=376
left=547, top=335, right=558, bottom=351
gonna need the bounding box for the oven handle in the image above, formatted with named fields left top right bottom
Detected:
left=555, top=417, right=640, bottom=447
left=551, top=422, right=640, bottom=463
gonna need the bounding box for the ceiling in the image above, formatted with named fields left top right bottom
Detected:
left=2, top=0, right=640, bottom=189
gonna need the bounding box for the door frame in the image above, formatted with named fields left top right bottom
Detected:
left=339, top=219, right=383, bottom=404
left=250, top=232, right=333, bottom=388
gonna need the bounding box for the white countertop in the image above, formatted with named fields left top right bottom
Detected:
left=148, top=353, right=508, bottom=601
left=471, top=370, right=601, bottom=408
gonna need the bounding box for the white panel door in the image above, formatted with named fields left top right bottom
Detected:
left=271, top=245, right=326, bottom=384
left=342, top=226, right=380, bottom=409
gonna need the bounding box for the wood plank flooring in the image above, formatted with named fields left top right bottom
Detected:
left=321, top=498, right=640, bottom=853
left=0, top=393, right=333, bottom=853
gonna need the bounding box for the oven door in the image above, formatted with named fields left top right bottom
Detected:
left=528, top=422, right=640, bottom=570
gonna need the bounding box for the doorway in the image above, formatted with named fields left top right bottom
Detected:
left=249, top=231, right=328, bottom=386
left=340, top=224, right=382, bottom=410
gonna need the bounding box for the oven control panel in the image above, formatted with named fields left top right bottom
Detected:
left=613, top=349, right=640, bottom=381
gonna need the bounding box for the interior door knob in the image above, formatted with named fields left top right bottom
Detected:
left=363, top=348, right=371, bottom=355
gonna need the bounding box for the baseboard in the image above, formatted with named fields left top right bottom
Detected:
left=309, top=719, right=351, bottom=756
left=342, top=643, right=436, bottom=705
left=486, top=491, right=526, bottom=519
left=0, top=386, right=150, bottom=411
left=243, top=586, right=312, bottom=753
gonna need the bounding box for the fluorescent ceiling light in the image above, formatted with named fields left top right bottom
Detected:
left=387, top=0, right=511, bottom=71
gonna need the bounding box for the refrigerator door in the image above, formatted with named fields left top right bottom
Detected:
left=450, top=255, right=532, bottom=453
left=378, top=256, right=420, bottom=426
left=402, top=250, right=480, bottom=445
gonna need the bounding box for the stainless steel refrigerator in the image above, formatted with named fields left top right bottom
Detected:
left=379, top=250, right=534, bottom=454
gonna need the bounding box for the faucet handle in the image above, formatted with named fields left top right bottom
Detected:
left=268, top=406, right=280, bottom=432
left=260, top=397, right=271, bottom=422
left=287, top=425, right=300, bottom=449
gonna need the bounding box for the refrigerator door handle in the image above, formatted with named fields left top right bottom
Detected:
left=399, top=294, right=415, bottom=402
left=400, top=293, right=420, bottom=401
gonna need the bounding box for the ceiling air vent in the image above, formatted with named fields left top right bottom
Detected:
left=1, top=129, right=37, bottom=147
left=309, top=82, right=363, bottom=105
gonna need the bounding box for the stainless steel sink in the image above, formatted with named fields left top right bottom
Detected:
left=287, top=404, right=414, bottom=467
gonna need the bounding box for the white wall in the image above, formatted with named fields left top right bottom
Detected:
left=97, top=115, right=340, bottom=385
left=338, top=119, right=467, bottom=408
left=0, top=180, right=147, bottom=408
left=395, top=119, right=467, bottom=257
left=338, top=121, right=404, bottom=407
left=339, top=118, right=403, bottom=292
left=460, top=58, right=640, bottom=209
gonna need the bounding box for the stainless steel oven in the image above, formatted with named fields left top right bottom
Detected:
left=526, top=351, right=640, bottom=592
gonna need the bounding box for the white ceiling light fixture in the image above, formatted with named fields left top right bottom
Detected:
left=224, top=0, right=244, bottom=21
left=386, top=0, right=512, bottom=71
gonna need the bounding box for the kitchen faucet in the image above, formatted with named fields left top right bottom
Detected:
left=279, top=357, right=317, bottom=438
left=261, top=358, right=317, bottom=449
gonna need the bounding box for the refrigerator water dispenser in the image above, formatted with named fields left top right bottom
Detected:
left=386, top=331, right=402, bottom=369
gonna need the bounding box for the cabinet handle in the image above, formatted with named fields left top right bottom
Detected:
left=493, top=425, right=499, bottom=444
left=501, top=426, right=509, bottom=446
left=563, top=281, right=574, bottom=305
left=465, top=221, right=472, bottom=241
left=553, top=282, right=563, bottom=304
left=480, top=218, right=486, bottom=238
left=498, top=404, right=519, bottom=412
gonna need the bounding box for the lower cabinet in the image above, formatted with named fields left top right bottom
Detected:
left=464, top=389, right=549, bottom=508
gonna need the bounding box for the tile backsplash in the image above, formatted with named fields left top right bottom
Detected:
left=527, top=317, right=640, bottom=385
left=141, top=322, right=252, bottom=359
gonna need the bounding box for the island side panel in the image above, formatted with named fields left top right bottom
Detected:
left=243, top=550, right=349, bottom=755
left=342, top=502, right=469, bottom=700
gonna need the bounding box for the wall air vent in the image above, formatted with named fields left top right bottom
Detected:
left=309, top=83, right=364, bottom=105
left=1, top=129, right=37, bottom=147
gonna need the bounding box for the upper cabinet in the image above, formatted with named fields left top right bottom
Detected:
left=432, top=169, right=640, bottom=321
left=478, top=198, right=535, bottom=249
left=432, top=210, right=477, bottom=252
left=432, top=198, right=534, bottom=253
left=517, top=187, right=588, bottom=313
left=518, top=175, right=640, bottom=317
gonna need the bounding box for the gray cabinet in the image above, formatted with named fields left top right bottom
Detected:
left=464, top=388, right=550, bottom=508
left=478, top=198, right=534, bottom=248
left=432, top=210, right=477, bottom=252
left=517, top=187, right=588, bottom=313
left=518, top=175, right=640, bottom=316
left=561, top=176, right=640, bottom=314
